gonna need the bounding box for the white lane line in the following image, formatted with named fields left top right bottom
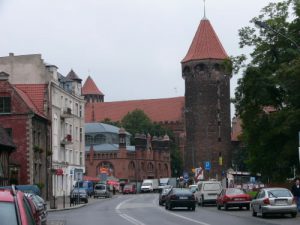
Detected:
left=116, top=197, right=147, bottom=225
left=166, top=211, right=211, bottom=225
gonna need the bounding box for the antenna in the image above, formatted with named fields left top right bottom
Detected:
left=203, top=0, right=207, bottom=19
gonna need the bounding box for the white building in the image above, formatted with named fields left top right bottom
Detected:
left=0, top=53, right=85, bottom=197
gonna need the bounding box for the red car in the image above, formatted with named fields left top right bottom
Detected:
left=0, top=187, right=38, bottom=225
left=217, top=188, right=251, bottom=210
left=123, top=184, right=137, bottom=194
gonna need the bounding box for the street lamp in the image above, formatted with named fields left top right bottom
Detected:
left=254, top=20, right=300, bottom=51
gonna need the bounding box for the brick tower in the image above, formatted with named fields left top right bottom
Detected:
left=181, top=18, right=231, bottom=180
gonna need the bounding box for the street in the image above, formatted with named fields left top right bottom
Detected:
left=47, top=193, right=300, bottom=225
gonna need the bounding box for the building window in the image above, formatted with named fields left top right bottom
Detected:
left=79, top=105, right=82, bottom=118
left=0, top=97, right=11, bottom=113
left=5, top=128, right=12, bottom=138
left=80, top=128, right=83, bottom=142
left=94, top=134, right=106, bottom=144
left=85, top=135, right=93, bottom=145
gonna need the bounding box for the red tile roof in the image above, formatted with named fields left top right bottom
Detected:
left=182, top=19, right=228, bottom=63
left=82, top=76, right=104, bottom=95
left=85, top=97, right=185, bottom=123
left=14, top=84, right=47, bottom=117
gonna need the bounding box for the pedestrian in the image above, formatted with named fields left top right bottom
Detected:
left=113, top=186, right=116, bottom=195
left=291, top=178, right=300, bottom=212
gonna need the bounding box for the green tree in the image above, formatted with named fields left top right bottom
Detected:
left=120, top=109, right=183, bottom=177
left=234, top=0, right=300, bottom=182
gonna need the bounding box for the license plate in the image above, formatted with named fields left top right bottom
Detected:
left=234, top=198, right=244, bottom=201
left=179, top=197, right=188, bottom=200
left=275, top=199, right=287, bottom=205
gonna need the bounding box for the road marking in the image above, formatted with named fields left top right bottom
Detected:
left=165, top=211, right=211, bottom=225
left=116, top=197, right=148, bottom=225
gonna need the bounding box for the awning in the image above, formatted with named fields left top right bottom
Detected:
left=83, top=176, right=100, bottom=182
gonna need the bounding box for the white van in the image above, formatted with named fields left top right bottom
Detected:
left=194, top=180, right=222, bottom=206
left=141, top=179, right=159, bottom=193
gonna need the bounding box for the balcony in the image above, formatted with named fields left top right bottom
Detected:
left=61, top=107, right=73, bottom=119
left=61, top=134, right=73, bottom=146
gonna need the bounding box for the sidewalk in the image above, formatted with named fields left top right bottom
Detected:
left=46, top=194, right=119, bottom=212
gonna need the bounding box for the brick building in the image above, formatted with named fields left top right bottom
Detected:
left=0, top=71, right=50, bottom=197
left=83, top=17, right=233, bottom=180
left=0, top=125, right=16, bottom=186
left=0, top=53, right=85, bottom=199
left=85, top=123, right=171, bottom=182
left=181, top=18, right=232, bottom=179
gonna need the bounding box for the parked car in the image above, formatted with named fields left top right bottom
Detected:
left=123, top=184, right=137, bottom=194
left=25, top=193, right=47, bottom=225
left=165, top=188, right=196, bottom=211
left=251, top=188, right=297, bottom=218
left=0, top=187, right=37, bottom=225
left=94, top=184, right=111, bottom=198
left=74, top=181, right=94, bottom=197
left=0, top=185, right=41, bottom=196
left=216, top=188, right=251, bottom=210
left=194, top=180, right=222, bottom=206
left=159, top=186, right=172, bottom=206
left=70, top=188, right=88, bottom=204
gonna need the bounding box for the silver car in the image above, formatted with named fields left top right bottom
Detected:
left=94, top=184, right=111, bottom=198
left=251, top=188, right=297, bottom=218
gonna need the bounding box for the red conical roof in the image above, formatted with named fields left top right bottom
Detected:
left=82, top=76, right=104, bottom=95
left=182, top=18, right=228, bottom=63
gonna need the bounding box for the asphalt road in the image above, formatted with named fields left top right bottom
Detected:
left=48, top=193, right=300, bottom=225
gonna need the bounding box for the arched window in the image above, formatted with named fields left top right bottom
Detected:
left=147, top=163, right=154, bottom=172
left=94, top=134, right=106, bottom=144
left=85, top=135, right=93, bottom=145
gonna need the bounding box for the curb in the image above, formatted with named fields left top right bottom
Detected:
left=47, top=203, right=87, bottom=212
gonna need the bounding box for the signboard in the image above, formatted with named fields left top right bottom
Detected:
left=194, top=167, right=203, bottom=181
left=74, top=168, right=83, bottom=181
left=204, top=161, right=211, bottom=171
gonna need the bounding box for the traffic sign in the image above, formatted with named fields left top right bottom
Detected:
left=204, top=161, right=211, bottom=171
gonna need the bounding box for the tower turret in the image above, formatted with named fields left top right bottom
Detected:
left=182, top=18, right=231, bottom=179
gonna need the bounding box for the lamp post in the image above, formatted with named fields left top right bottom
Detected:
left=254, top=20, right=300, bottom=51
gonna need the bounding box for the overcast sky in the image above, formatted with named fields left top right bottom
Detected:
left=0, top=0, right=281, bottom=117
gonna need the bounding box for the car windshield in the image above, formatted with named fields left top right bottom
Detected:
left=173, top=188, right=192, bottom=195
left=203, top=183, right=221, bottom=191
left=95, top=185, right=106, bottom=190
left=0, top=202, right=18, bottom=225
left=124, top=185, right=132, bottom=189
left=73, top=189, right=86, bottom=193
left=268, top=189, right=292, bottom=198
left=226, top=188, right=245, bottom=195
left=143, top=183, right=152, bottom=186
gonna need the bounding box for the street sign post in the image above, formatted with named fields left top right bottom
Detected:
left=204, top=161, right=211, bottom=171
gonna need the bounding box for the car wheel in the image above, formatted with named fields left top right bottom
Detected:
left=291, top=212, right=297, bottom=218
left=159, top=201, right=162, bottom=206
left=262, top=212, right=267, bottom=218
left=165, top=203, right=168, bottom=210
left=252, top=208, right=257, bottom=217
left=85, top=199, right=88, bottom=203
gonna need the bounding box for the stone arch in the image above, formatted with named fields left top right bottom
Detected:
left=147, top=162, right=154, bottom=172
left=194, top=63, right=207, bottom=73
left=182, top=66, right=191, bottom=78
left=128, top=161, right=135, bottom=178
left=164, top=164, right=169, bottom=177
